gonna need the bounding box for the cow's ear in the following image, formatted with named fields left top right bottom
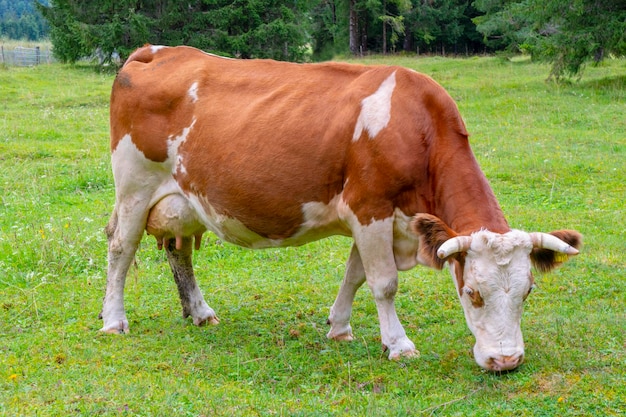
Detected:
left=531, top=230, right=582, bottom=273
left=410, top=214, right=458, bottom=270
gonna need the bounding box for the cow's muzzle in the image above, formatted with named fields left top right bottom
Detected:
left=485, top=352, right=524, bottom=372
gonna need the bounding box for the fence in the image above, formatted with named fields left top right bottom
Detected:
left=0, top=45, right=56, bottom=66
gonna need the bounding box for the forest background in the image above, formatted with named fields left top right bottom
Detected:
left=1, top=0, right=625, bottom=78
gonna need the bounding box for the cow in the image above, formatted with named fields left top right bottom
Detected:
left=102, top=45, right=581, bottom=372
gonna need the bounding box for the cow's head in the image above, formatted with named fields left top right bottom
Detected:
left=411, top=214, right=581, bottom=372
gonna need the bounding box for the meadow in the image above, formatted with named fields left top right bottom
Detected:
left=0, top=55, right=624, bottom=416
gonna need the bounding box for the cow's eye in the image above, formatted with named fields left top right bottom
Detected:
left=524, top=284, right=536, bottom=301
left=463, top=286, right=484, bottom=308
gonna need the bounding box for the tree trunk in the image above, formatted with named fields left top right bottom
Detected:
left=403, top=29, right=413, bottom=52
left=382, top=0, right=387, bottom=54
left=382, top=20, right=387, bottom=54
left=349, top=0, right=358, bottom=54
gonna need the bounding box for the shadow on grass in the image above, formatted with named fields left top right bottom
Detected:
left=579, top=74, right=626, bottom=91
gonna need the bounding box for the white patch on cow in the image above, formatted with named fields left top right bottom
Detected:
left=168, top=118, right=196, bottom=176
left=299, top=195, right=348, bottom=235
left=188, top=82, right=199, bottom=103
left=112, top=134, right=165, bottom=195
left=184, top=193, right=349, bottom=250
left=150, top=45, right=166, bottom=54
left=112, top=133, right=189, bottom=210
left=335, top=202, right=419, bottom=272
left=452, top=229, right=534, bottom=370
left=184, top=193, right=268, bottom=248
left=352, top=71, right=397, bottom=141
left=335, top=200, right=421, bottom=272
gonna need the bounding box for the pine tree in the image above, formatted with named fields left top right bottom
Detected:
left=0, top=0, right=49, bottom=40
left=37, top=0, right=310, bottom=64
left=474, top=0, right=626, bottom=79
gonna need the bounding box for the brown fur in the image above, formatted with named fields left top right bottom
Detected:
left=410, top=213, right=457, bottom=270
left=465, top=286, right=485, bottom=308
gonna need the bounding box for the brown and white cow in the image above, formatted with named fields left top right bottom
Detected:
left=102, top=45, right=581, bottom=371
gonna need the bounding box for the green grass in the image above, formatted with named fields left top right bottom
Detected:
left=0, top=56, right=624, bottom=416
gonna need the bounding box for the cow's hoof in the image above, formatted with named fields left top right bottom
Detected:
left=188, top=305, right=220, bottom=327
left=384, top=337, right=419, bottom=360
left=328, top=332, right=355, bottom=342
left=388, top=348, right=420, bottom=360
left=100, top=320, right=129, bottom=334
left=326, top=322, right=354, bottom=341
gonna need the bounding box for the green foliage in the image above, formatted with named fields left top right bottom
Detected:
left=3, top=0, right=624, bottom=81
left=310, top=0, right=351, bottom=59
left=524, top=0, right=626, bottom=80
left=0, top=57, right=625, bottom=416
left=193, top=0, right=310, bottom=60
left=37, top=0, right=309, bottom=63
left=474, top=0, right=626, bottom=79
left=472, top=0, right=534, bottom=51
left=311, top=0, right=486, bottom=59
left=0, top=0, right=49, bottom=40
left=37, top=0, right=91, bottom=63
left=404, top=0, right=475, bottom=53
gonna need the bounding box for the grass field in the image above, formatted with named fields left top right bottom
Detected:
left=0, top=55, right=624, bottom=416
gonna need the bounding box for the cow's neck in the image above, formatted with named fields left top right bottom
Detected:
left=429, top=137, right=510, bottom=235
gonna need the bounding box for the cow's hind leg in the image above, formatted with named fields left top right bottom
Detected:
left=327, top=244, right=365, bottom=341
left=101, top=204, right=148, bottom=334
left=165, top=236, right=219, bottom=326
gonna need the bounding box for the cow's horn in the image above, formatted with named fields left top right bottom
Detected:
left=437, top=236, right=473, bottom=259
left=529, top=232, right=579, bottom=255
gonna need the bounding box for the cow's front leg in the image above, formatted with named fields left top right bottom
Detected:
left=327, top=244, right=365, bottom=341
left=352, top=217, right=418, bottom=359
left=165, top=236, right=219, bottom=326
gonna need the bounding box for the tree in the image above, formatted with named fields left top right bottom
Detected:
left=474, top=0, right=626, bottom=79
left=404, top=0, right=472, bottom=54
left=350, top=0, right=359, bottom=53
left=311, top=0, right=487, bottom=57
left=36, top=0, right=156, bottom=63
left=189, top=0, right=310, bottom=60
left=37, top=0, right=310, bottom=64
left=35, top=0, right=624, bottom=73
left=0, top=0, right=49, bottom=40
left=367, top=0, right=411, bottom=54
left=309, top=0, right=365, bottom=57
